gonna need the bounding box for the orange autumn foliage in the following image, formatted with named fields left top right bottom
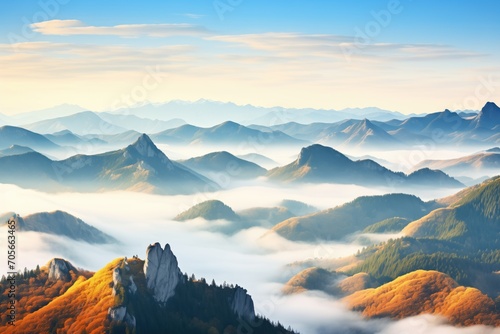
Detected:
left=344, top=270, right=500, bottom=326
left=1, top=258, right=126, bottom=334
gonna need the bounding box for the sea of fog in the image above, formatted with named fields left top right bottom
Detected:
left=1, top=178, right=498, bottom=334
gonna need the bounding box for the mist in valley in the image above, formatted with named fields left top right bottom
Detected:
left=0, top=149, right=491, bottom=334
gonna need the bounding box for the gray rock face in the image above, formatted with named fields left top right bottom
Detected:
left=144, top=242, right=183, bottom=303
left=109, top=258, right=136, bottom=329
left=47, top=258, right=77, bottom=281
left=129, top=276, right=137, bottom=294
left=230, top=287, right=256, bottom=321
left=108, top=306, right=136, bottom=328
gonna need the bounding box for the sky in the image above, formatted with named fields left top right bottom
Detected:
left=0, top=0, right=499, bottom=115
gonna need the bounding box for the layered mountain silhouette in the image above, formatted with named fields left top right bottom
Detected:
left=23, top=111, right=127, bottom=135
left=0, top=126, right=59, bottom=151
left=179, top=151, right=267, bottom=181
left=257, top=102, right=500, bottom=148
left=270, top=193, right=438, bottom=241
left=0, top=243, right=295, bottom=334
left=45, top=129, right=106, bottom=147
left=5, top=211, right=115, bottom=244
left=98, top=112, right=186, bottom=133
left=151, top=121, right=306, bottom=146
left=0, top=134, right=217, bottom=194
left=0, top=145, right=34, bottom=157
left=322, top=119, right=401, bottom=148
left=414, top=150, right=500, bottom=176
left=267, top=144, right=464, bottom=188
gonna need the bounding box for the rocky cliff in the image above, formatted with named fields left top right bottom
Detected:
left=230, top=286, right=256, bottom=321
left=143, top=242, right=184, bottom=303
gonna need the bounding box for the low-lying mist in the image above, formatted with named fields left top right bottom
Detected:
left=0, top=180, right=491, bottom=334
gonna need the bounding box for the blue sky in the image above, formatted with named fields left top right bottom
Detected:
left=1, top=0, right=499, bottom=114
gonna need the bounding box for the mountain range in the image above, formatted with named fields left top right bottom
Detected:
left=0, top=134, right=217, bottom=194
left=253, top=102, right=500, bottom=148
left=178, top=151, right=267, bottom=182
left=267, top=144, right=464, bottom=188
left=151, top=121, right=307, bottom=147
left=23, top=111, right=128, bottom=136
left=414, top=149, right=500, bottom=177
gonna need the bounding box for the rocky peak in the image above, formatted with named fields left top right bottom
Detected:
left=129, top=134, right=161, bottom=157
left=127, top=134, right=172, bottom=166
left=474, top=102, right=500, bottom=129
left=47, top=258, right=77, bottom=281
left=230, top=286, right=256, bottom=321
left=143, top=242, right=183, bottom=303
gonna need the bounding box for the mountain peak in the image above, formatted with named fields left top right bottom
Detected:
left=474, top=101, right=500, bottom=129
left=482, top=101, right=499, bottom=112
left=297, top=144, right=349, bottom=166
left=129, top=134, right=164, bottom=158
left=174, top=200, right=240, bottom=221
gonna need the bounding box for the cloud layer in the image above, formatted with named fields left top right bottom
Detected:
left=30, top=19, right=209, bottom=37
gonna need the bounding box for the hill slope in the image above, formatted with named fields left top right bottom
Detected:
left=8, top=211, right=116, bottom=244
left=402, top=176, right=500, bottom=247
left=271, top=194, right=437, bottom=241
left=0, top=243, right=295, bottom=334
left=344, top=270, right=499, bottom=326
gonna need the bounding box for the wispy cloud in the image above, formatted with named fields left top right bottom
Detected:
left=208, top=33, right=484, bottom=61
left=30, top=19, right=209, bottom=37
left=178, top=13, right=205, bottom=19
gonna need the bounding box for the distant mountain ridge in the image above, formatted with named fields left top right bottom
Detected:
left=257, top=102, right=500, bottom=148
left=178, top=151, right=266, bottom=183
left=0, top=126, right=59, bottom=151
left=151, top=121, right=307, bottom=147
left=23, top=111, right=127, bottom=135
left=267, top=144, right=464, bottom=188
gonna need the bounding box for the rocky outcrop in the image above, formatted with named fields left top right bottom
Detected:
left=108, top=306, right=136, bottom=328
left=230, top=286, right=255, bottom=321
left=144, top=242, right=183, bottom=303
left=108, top=258, right=136, bottom=329
left=47, top=258, right=77, bottom=281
